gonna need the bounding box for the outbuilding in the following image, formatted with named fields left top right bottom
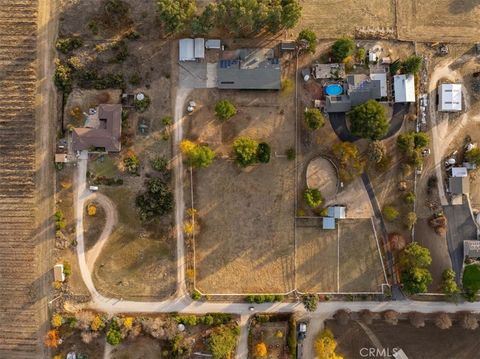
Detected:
left=194, top=38, right=205, bottom=59
left=179, top=38, right=195, bottom=61
left=205, top=39, right=221, bottom=49
left=451, top=167, right=468, bottom=177
left=393, top=74, right=415, bottom=103
left=438, top=83, right=462, bottom=112
left=327, top=206, right=346, bottom=219
left=54, top=264, right=65, bottom=282
left=370, top=72, right=388, bottom=97
left=322, top=217, right=336, bottom=230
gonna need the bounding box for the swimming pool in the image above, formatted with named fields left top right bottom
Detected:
left=325, top=83, right=343, bottom=96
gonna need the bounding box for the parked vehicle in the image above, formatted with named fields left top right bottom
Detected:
left=298, top=322, right=307, bottom=340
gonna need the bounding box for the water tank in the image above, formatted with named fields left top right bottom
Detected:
left=136, top=93, right=145, bottom=101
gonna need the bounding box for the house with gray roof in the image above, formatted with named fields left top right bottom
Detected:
left=217, top=48, right=281, bottom=90
left=449, top=176, right=469, bottom=195
left=464, top=240, right=480, bottom=260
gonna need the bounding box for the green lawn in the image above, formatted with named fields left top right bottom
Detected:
left=89, top=155, right=118, bottom=178
left=462, top=264, right=480, bottom=292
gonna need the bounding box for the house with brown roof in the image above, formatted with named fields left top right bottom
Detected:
left=72, top=104, right=122, bottom=152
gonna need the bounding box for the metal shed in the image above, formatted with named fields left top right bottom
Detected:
left=322, top=217, right=336, bottom=230
left=194, top=38, right=205, bottom=59
left=179, top=38, right=195, bottom=61
left=205, top=39, right=221, bottom=49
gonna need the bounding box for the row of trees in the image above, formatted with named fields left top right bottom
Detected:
left=157, top=0, right=302, bottom=35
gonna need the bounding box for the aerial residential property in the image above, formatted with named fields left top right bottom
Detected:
left=2, top=1, right=480, bottom=358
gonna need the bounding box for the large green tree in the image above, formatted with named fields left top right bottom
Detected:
left=402, top=55, right=423, bottom=74
left=349, top=100, right=389, bottom=140
left=157, top=0, right=196, bottom=33
left=180, top=140, right=216, bottom=168
left=297, top=29, right=316, bottom=53
left=399, top=242, right=433, bottom=295
left=233, top=137, right=259, bottom=167
left=400, top=242, right=432, bottom=268
left=191, top=3, right=217, bottom=35
left=401, top=267, right=432, bottom=295
left=331, top=37, right=355, bottom=62
left=215, top=100, right=237, bottom=122
left=305, top=108, right=325, bottom=130
left=136, top=177, right=173, bottom=222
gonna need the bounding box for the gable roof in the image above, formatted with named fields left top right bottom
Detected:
left=449, top=176, right=469, bottom=195
left=72, top=104, right=122, bottom=152
left=394, top=74, right=415, bottom=103
left=179, top=38, right=195, bottom=61
left=347, top=74, right=382, bottom=106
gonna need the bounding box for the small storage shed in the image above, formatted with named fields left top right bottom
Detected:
left=54, top=264, right=65, bottom=282
left=194, top=38, right=205, bottom=59
left=205, top=39, right=221, bottom=49
left=179, top=38, right=195, bottom=61
left=322, top=217, right=336, bottom=230
left=327, top=206, right=346, bottom=219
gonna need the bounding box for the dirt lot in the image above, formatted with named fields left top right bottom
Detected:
left=297, top=219, right=386, bottom=293
left=111, top=336, right=163, bottom=359
left=328, top=319, right=480, bottom=359
left=189, top=88, right=295, bottom=294
left=53, top=325, right=105, bottom=358
left=249, top=319, right=289, bottom=359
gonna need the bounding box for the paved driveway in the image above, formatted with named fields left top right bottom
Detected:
left=444, top=203, right=478, bottom=283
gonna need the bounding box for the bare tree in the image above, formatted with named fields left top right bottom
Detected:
left=434, top=312, right=452, bottom=329
left=383, top=310, right=399, bottom=325
left=388, top=233, right=406, bottom=251
left=408, top=312, right=425, bottom=328
left=76, top=311, right=95, bottom=331
left=334, top=309, right=351, bottom=325
left=460, top=313, right=479, bottom=330
left=359, top=309, right=374, bottom=324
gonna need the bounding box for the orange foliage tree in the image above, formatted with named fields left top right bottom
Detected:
left=44, top=330, right=60, bottom=348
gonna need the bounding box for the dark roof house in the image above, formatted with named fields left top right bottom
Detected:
left=217, top=48, right=281, bottom=90
left=449, top=176, right=469, bottom=195
left=347, top=74, right=382, bottom=106
left=72, top=104, right=122, bottom=152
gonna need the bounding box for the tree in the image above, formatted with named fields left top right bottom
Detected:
left=462, top=264, right=480, bottom=301
left=403, top=191, right=416, bottom=204
left=304, top=188, right=323, bottom=208
left=434, top=312, right=452, bottom=329
left=383, top=206, right=399, bottom=221
left=402, top=55, right=423, bottom=74
left=279, top=0, right=302, bottom=30
left=302, top=294, right=318, bottom=312
left=208, top=325, right=239, bottom=359
left=349, top=100, right=389, bottom=140
left=123, top=152, right=140, bottom=174
left=304, top=108, right=325, bottom=130
left=315, top=329, right=343, bottom=359
left=44, top=330, right=60, bottom=348
left=257, top=142, right=271, bottom=163
left=297, top=29, right=316, bottom=53
left=356, top=48, right=366, bottom=63
left=400, top=242, right=432, bottom=269
left=215, top=99, right=237, bottom=121
left=63, top=260, right=72, bottom=277
left=91, top=314, right=106, bottom=331
left=157, top=0, right=196, bottom=33
left=404, top=211, right=417, bottom=229
left=180, top=140, right=216, bottom=168
left=233, top=137, right=259, bottom=167
left=51, top=313, right=63, bottom=328
left=401, top=267, right=432, bottom=294
left=441, top=269, right=459, bottom=296
left=334, top=309, right=350, bottom=325
left=367, top=140, right=386, bottom=164
left=397, top=132, right=429, bottom=165
left=465, top=147, right=480, bottom=166
left=331, top=37, right=355, bottom=62
left=106, top=320, right=123, bottom=345
left=151, top=156, right=168, bottom=172
left=383, top=310, right=399, bottom=325
left=54, top=210, right=66, bottom=230
left=331, top=142, right=365, bottom=183
left=388, top=233, right=406, bottom=251
left=408, top=312, right=425, bottom=328
left=56, top=37, right=83, bottom=54
left=255, top=342, right=268, bottom=357
left=359, top=309, right=374, bottom=324
left=191, top=3, right=217, bottom=35
left=136, top=177, right=173, bottom=222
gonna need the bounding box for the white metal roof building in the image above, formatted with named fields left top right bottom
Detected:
left=322, top=217, right=336, bottom=230
left=393, top=74, right=415, bottom=103
left=370, top=72, right=387, bottom=97
left=54, top=264, right=65, bottom=282
left=194, top=38, right=205, bottom=59
left=327, top=206, right=346, bottom=219
left=438, top=83, right=462, bottom=112
left=205, top=39, right=221, bottom=49
left=179, top=38, right=195, bottom=61
left=451, top=167, right=468, bottom=177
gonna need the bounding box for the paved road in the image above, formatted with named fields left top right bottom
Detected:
left=235, top=316, right=250, bottom=359
left=444, top=203, right=478, bottom=283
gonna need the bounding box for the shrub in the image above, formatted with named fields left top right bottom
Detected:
left=383, top=206, right=399, bottom=221
left=349, top=100, right=389, bottom=140
left=134, top=94, right=151, bottom=113
left=460, top=313, right=479, bottom=330
left=368, top=140, right=386, bottom=164
left=112, top=39, right=128, bottom=62
left=162, top=116, right=173, bottom=126
left=402, top=55, right=423, bottom=74
left=434, top=312, right=452, bottom=329
left=383, top=310, right=399, bottom=325
left=304, top=108, right=325, bottom=130
left=404, top=211, right=417, bottom=229
left=403, top=191, right=416, bottom=204
left=233, top=137, right=259, bottom=167
left=51, top=313, right=63, bottom=328
left=180, top=140, right=216, bottom=168
left=287, top=317, right=297, bottom=358
left=388, top=233, right=406, bottom=251
left=302, top=294, right=318, bottom=312
left=304, top=188, right=323, bottom=209
left=315, top=329, right=341, bottom=358
left=136, top=177, right=173, bottom=222
left=297, top=29, right=316, bottom=53
left=257, top=142, right=271, bottom=163
left=331, top=37, right=354, bottom=62
left=281, top=79, right=294, bottom=93
left=462, top=264, right=480, bottom=301
left=87, top=203, right=97, bottom=216
left=56, top=37, right=83, bottom=54
left=465, top=147, right=480, bottom=166
left=334, top=309, right=350, bottom=325
left=255, top=342, right=268, bottom=357
left=151, top=156, right=168, bottom=172
left=331, top=142, right=365, bottom=182
left=191, top=290, right=201, bottom=300
left=123, top=152, right=140, bottom=174
left=91, top=314, right=106, bottom=331
left=215, top=100, right=237, bottom=121
left=54, top=59, right=73, bottom=93
left=286, top=147, right=295, bottom=160
left=441, top=268, right=459, bottom=296
left=54, top=210, right=66, bottom=230
left=88, top=20, right=99, bottom=34
left=400, top=242, right=432, bottom=269
left=44, top=330, right=60, bottom=348
left=401, top=267, right=432, bottom=294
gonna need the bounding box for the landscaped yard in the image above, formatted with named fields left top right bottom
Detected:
left=249, top=315, right=291, bottom=359
left=463, top=264, right=480, bottom=293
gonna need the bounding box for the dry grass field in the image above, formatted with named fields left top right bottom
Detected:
left=190, top=90, right=296, bottom=294
left=297, top=219, right=386, bottom=293
left=0, top=0, right=45, bottom=356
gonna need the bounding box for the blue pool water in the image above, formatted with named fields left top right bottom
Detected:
left=325, top=84, right=343, bottom=96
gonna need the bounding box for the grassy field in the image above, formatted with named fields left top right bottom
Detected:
left=190, top=89, right=296, bottom=294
